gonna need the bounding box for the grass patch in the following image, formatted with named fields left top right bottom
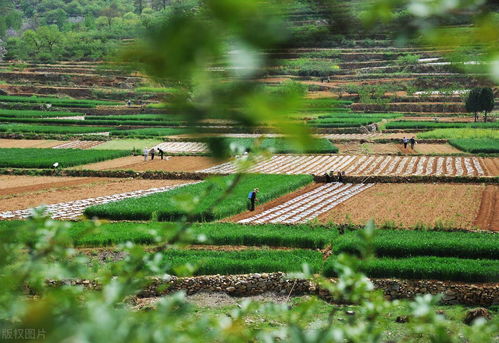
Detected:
left=417, top=128, right=499, bottom=140
left=324, top=256, right=499, bottom=283
left=0, top=148, right=129, bottom=168
left=84, top=174, right=313, bottom=221
left=449, top=138, right=499, bottom=153
left=0, top=123, right=111, bottom=134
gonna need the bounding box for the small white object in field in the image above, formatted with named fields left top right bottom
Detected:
left=53, top=162, right=59, bottom=168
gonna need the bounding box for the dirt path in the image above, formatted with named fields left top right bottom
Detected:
left=70, top=155, right=221, bottom=172
left=0, top=139, right=64, bottom=148
left=318, top=183, right=484, bottom=229
left=474, top=185, right=499, bottom=231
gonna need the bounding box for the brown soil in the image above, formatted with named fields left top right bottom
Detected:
left=226, top=183, right=321, bottom=223
left=474, top=185, right=499, bottom=231
left=0, top=175, right=98, bottom=196
left=70, top=156, right=221, bottom=172
left=481, top=158, right=499, bottom=177
left=336, top=142, right=400, bottom=154
left=318, top=183, right=484, bottom=229
left=414, top=144, right=463, bottom=154
left=0, top=177, right=190, bottom=212
left=0, top=139, right=64, bottom=148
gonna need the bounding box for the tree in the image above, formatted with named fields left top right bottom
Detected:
left=465, top=87, right=481, bottom=122
left=100, top=1, right=121, bottom=26
left=478, top=87, right=495, bottom=122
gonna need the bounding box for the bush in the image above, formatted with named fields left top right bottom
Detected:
left=84, top=174, right=313, bottom=221
left=0, top=148, right=129, bottom=168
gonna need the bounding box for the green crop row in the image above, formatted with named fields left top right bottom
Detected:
left=0, top=148, right=129, bottom=168
left=386, top=121, right=499, bottom=130
left=0, top=116, right=187, bottom=127
left=89, top=114, right=181, bottom=121
left=161, top=248, right=322, bottom=276
left=84, top=174, right=314, bottom=221
left=219, top=137, right=338, bottom=153
left=109, top=127, right=189, bottom=137
left=448, top=138, right=499, bottom=153
left=0, top=109, right=78, bottom=118
left=0, top=95, right=120, bottom=108
left=324, top=256, right=499, bottom=283
left=0, top=123, right=111, bottom=134
left=417, top=128, right=499, bottom=140
left=3, top=221, right=496, bottom=260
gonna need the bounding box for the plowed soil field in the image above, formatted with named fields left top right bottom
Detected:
left=0, top=175, right=189, bottom=212
left=318, top=183, right=485, bottom=229
left=0, top=139, right=64, bottom=148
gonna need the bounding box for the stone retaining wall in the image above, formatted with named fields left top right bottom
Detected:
left=137, top=273, right=499, bottom=306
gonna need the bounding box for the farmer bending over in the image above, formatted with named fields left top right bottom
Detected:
left=247, top=188, right=259, bottom=211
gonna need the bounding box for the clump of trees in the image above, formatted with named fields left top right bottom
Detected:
left=465, top=87, right=495, bottom=122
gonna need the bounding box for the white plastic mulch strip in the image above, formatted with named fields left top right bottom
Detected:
left=199, top=155, right=486, bottom=177
left=238, top=182, right=375, bottom=224
left=0, top=182, right=200, bottom=220
left=153, top=142, right=208, bottom=153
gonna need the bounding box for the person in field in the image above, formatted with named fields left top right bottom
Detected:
left=410, top=137, right=416, bottom=150
left=402, top=137, right=408, bottom=149
left=150, top=148, right=155, bottom=160
left=247, top=188, right=259, bottom=211
left=158, top=148, right=164, bottom=160
left=143, top=147, right=148, bottom=161
left=127, top=99, right=131, bottom=107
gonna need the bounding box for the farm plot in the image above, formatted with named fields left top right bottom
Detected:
left=0, top=139, right=64, bottom=148
left=199, top=154, right=489, bottom=176
left=153, top=142, right=208, bottom=153
left=321, top=133, right=382, bottom=140
left=0, top=148, right=129, bottom=168
left=71, top=155, right=221, bottom=172
left=0, top=176, right=192, bottom=212
left=0, top=182, right=198, bottom=220
left=236, top=182, right=374, bottom=224
left=318, top=183, right=487, bottom=230
left=52, top=140, right=105, bottom=149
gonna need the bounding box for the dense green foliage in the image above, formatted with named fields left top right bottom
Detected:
left=417, top=128, right=499, bottom=139
left=0, top=123, right=111, bottom=134
left=0, top=148, right=129, bottom=168
left=308, top=113, right=401, bottom=127
left=84, top=174, right=313, bottom=221
left=0, top=95, right=119, bottom=108
left=449, top=138, right=499, bottom=153
left=325, top=256, right=499, bottom=283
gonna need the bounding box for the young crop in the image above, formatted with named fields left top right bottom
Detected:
left=0, top=109, right=78, bottom=118
left=448, top=138, right=499, bottom=153
left=0, top=123, right=111, bottom=134
left=324, top=256, right=499, bottom=282
left=110, top=127, right=188, bottom=137
left=0, top=95, right=120, bottom=108
left=386, top=121, right=499, bottom=130
left=84, top=174, right=314, bottom=221
left=417, top=128, right=499, bottom=139
left=0, top=148, right=129, bottom=168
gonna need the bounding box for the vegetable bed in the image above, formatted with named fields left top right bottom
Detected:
left=0, top=148, right=129, bottom=168
left=84, top=174, right=314, bottom=221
